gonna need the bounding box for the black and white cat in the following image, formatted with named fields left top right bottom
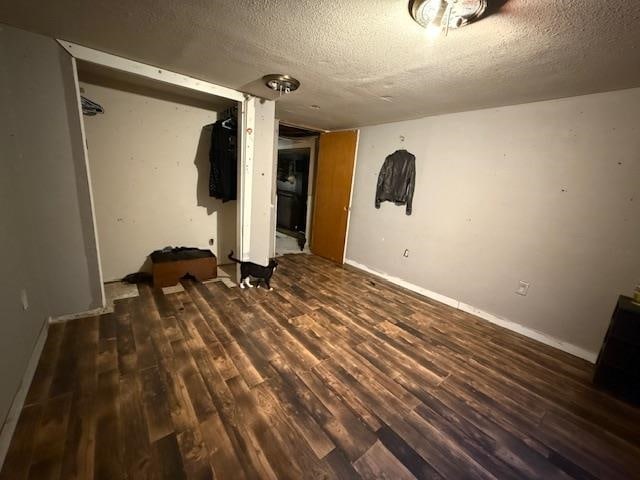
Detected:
left=228, top=251, right=278, bottom=290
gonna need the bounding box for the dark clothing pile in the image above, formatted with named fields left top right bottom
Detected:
left=121, top=272, right=152, bottom=284
left=209, top=120, right=237, bottom=202
left=150, top=246, right=215, bottom=263
left=375, top=149, right=416, bottom=215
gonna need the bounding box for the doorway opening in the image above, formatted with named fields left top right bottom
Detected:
left=275, top=124, right=319, bottom=256
left=273, top=124, right=360, bottom=264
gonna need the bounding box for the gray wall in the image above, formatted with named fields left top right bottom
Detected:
left=0, top=24, right=101, bottom=426
left=347, top=88, right=640, bottom=356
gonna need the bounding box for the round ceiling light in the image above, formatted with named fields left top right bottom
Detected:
left=409, top=0, right=488, bottom=31
left=409, top=0, right=447, bottom=28
left=263, top=74, right=300, bottom=94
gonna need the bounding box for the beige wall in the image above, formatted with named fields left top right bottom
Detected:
left=0, top=25, right=101, bottom=438
left=80, top=80, right=237, bottom=281
left=247, top=98, right=277, bottom=266
left=346, top=87, right=640, bottom=357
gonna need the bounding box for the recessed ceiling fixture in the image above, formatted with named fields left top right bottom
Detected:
left=263, top=74, right=300, bottom=95
left=409, top=0, right=487, bottom=36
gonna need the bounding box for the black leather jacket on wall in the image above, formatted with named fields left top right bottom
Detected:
left=375, top=149, right=416, bottom=215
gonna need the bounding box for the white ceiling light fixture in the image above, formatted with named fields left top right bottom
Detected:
left=409, top=0, right=488, bottom=37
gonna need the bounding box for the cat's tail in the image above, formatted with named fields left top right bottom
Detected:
left=228, top=251, right=241, bottom=263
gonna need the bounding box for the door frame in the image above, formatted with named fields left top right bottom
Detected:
left=58, top=39, right=259, bottom=304
left=271, top=121, right=327, bottom=258
left=274, top=136, right=319, bottom=253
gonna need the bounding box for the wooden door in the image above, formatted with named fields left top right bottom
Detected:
left=311, top=130, right=358, bottom=263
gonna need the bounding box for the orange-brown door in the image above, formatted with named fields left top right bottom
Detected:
left=311, top=130, right=358, bottom=264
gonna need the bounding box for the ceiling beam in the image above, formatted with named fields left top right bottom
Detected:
left=57, top=39, right=246, bottom=103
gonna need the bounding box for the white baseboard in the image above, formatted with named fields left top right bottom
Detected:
left=49, top=306, right=106, bottom=324
left=345, top=258, right=598, bottom=363
left=0, top=320, right=49, bottom=470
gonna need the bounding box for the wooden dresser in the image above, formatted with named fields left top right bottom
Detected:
left=593, top=295, right=640, bottom=405
left=151, top=248, right=217, bottom=288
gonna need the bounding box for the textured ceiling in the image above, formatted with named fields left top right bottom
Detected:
left=2, top=1, right=640, bottom=130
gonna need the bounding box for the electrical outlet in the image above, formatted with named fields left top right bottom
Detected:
left=20, top=289, right=29, bottom=310
left=516, top=281, right=530, bottom=296
left=403, top=249, right=409, bottom=258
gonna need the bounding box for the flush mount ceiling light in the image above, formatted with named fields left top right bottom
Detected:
left=409, top=0, right=487, bottom=35
left=263, top=74, right=300, bottom=95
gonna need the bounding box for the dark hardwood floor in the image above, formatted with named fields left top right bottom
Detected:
left=2, top=254, right=639, bottom=479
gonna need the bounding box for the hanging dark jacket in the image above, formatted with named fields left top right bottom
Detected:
left=375, top=149, right=416, bottom=215
left=209, top=120, right=237, bottom=202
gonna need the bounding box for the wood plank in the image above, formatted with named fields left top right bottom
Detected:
left=119, top=373, right=156, bottom=479
left=377, top=425, right=443, bottom=480
left=324, top=448, right=361, bottom=479
left=96, top=338, right=117, bottom=374
left=98, top=313, right=117, bottom=341
left=312, top=361, right=382, bottom=433
left=223, top=341, right=264, bottom=387
left=412, top=381, right=572, bottom=480
left=296, top=369, right=377, bottom=461
left=207, top=341, right=240, bottom=381
left=151, top=433, right=187, bottom=480
left=251, top=382, right=336, bottom=478
left=24, top=323, right=65, bottom=405
left=26, top=394, right=73, bottom=480
left=352, top=440, right=417, bottom=480
left=410, top=403, right=524, bottom=480
left=262, top=365, right=336, bottom=460
left=227, top=377, right=303, bottom=479
left=48, top=321, right=80, bottom=397
left=188, top=348, right=263, bottom=480
left=256, top=302, right=332, bottom=361
left=115, top=313, right=137, bottom=376
left=318, top=361, right=495, bottom=480
left=59, top=394, right=97, bottom=480
left=129, top=298, right=158, bottom=371
left=310, top=323, right=421, bottom=412
left=437, top=377, right=608, bottom=479
left=175, top=426, right=214, bottom=480
left=171, top=340, right=217, bottom=423
left=199, top=414, right=246, bottom=480
left=140, top=366, right=174, bottom=442
left=156, top=352, right=197, bottom=434
left=0, top=404, right=43, bottom=480
left=94, top=348, right=122, bottom=480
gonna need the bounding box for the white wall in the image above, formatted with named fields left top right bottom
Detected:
left=0, top=24, right=101, bottom=441
left=347, top=88, right=640, bottom=358
left=246, top=98, right=277, bottom=266
left=80, top=80, right=237, bottom=281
